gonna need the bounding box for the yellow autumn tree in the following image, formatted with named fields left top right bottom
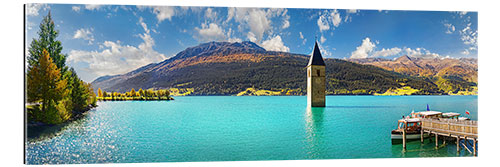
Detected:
left=27, top=49, right=69, bottom=123
left=26, top=12, right=97, bottom=124
left=98, top=88, right=103, bottom=98
left=84, top=82, right=97, bottom=107
left=130, top=88, right=136, bottom=97
left=139, top=88, right=144, bottom=97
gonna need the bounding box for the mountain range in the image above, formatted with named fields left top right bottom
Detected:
left=91, top=41, right=477, bottom=95
left=349, top=55, right=477, bottom=83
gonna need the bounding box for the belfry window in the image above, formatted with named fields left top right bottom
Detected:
left=316, top=70, right=320, bottom=77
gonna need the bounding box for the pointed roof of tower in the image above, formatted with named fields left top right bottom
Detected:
left=308, top=41, right=326, bottom=66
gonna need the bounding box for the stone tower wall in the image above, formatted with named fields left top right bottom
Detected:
left=307, top=65, right=325, bottom=107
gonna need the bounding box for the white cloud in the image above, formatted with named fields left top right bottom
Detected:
left=139, top=17, right=150, bottom=34
left=72, top=6, right=81, bottom=12
left=226, top=28, right=242, bottom=43
left=282, top=19, right=290, bottom=29
left=152, top=6, right=176, bottom=23
left=317, top=44, right=333, bottom=57
left=85, top=4, right=102, bottom=11
left=460, top=23, right=478, bottom=54
left=73, top=28, right=95, bottom=45
left=317, top=10, right=342, bottom=32
left=176, top=6, right=204, bottom=14
left=224, top=7, right=290, bottom=44
left=448, top=12, right=477, bottom=56
left=330, top=9, right=341, bottom=27
left=138, top=5, right=200, bottom=23
left=228, top=37, right=243, bottom=43
left=67, top=18, right=166, bottom=79
left=299, top=32, right=307, bottom=45
left=26, top=4, right=47, bottom=16
left=247, top=9, right=270, bottom=42
left=444, top=23, right=455, bottom=34
left=119, top=5, right=131, bottom=11
left=372, top=48, right=402, bottom=57
left=229, top=8, right=276, bottom=43
left=349, top=37, right=444, bottom=59
left=247, top=32, right=257, bottom=42
left=317, top=15, right=330, bottom=32
left=347, top=9, right=358, bottom=13
left=320, top=35, right=326, bottom=43
left=281, top=12, right=291, bottom=29
left=26, top=20, right=35, bottom=30
left=226, top=7, right=235, bottom=22
left=195, top=23, right=226, bottom=42
left=266, top=8, right=288, bottom=17
left=404, top=47, right=440, bottom=59
left=261, top=35, right=289, bottom=52
left=350, top=37, right=376, bottom=59
left=68, top=40, right=165, bottom=77
left=461, top=49, right=470, bottom=55
left=344, top=9, right=358, bottom=22
left=205, top=8, right=217, bottom=20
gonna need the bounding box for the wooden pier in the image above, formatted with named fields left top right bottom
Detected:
left=401, top=118, right=478, bottom=156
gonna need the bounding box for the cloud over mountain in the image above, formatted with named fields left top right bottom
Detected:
left=67, top=17, right=165, bottom=78
left=350, top=37, right=441, bottom=59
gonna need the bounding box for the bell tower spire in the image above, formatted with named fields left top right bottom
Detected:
left=307, top=41, right=326, bottom=107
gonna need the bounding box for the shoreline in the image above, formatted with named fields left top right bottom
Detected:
left=166, top=94, right=478, bottom=97
left=26, top=105, right=96, bottom=140
left=96, top=97, right=174, bottom=101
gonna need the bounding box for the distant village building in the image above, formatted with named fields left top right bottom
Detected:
left=307, top=42, right=326, bottom=107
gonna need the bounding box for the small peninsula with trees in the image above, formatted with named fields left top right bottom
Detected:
left=97, top=88, right=174, bottom=101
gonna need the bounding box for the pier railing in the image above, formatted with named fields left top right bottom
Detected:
left=420, top=118, right=478, bottom=138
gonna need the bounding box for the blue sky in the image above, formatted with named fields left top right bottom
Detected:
left=25, top=4, right=478, bottom=82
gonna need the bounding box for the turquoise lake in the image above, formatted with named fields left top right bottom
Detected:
left=25, top=96, right=478, bottom=164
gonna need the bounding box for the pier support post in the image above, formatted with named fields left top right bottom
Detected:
left=473, top=138, right=477, bottom=156
left=435, top=133, right=439, bottom=148
left=403, top=121, right=407, bottom=151
left=456, top=137, right=460, bottom=153
left=420, top=130, right=424, bottom=143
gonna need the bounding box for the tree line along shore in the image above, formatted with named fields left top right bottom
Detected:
left=97, top=88, right=174, bottom=101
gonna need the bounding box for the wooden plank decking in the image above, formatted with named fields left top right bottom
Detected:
left=421, top=118, right=478, bottom=139
left=418, top=118, right=478, bottom=156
